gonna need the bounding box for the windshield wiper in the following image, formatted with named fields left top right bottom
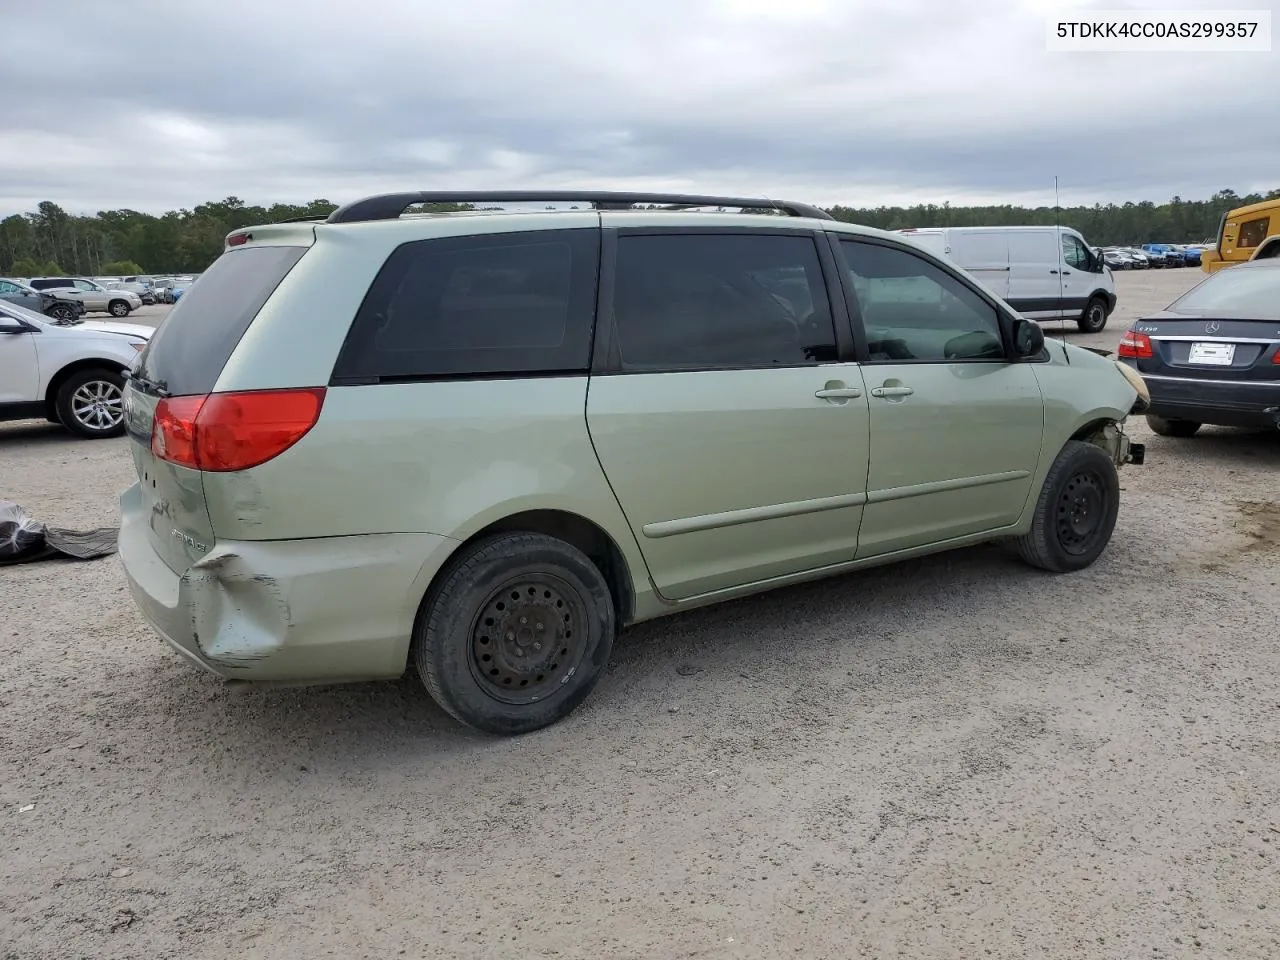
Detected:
left=127, top=372, right=170, bottom=397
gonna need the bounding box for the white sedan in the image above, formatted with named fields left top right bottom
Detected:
left=0, top=300, right=152, bottom=438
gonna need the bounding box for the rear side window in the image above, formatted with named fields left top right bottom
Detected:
left=609, top=233, right=836, bottom=371
left=332, top=228, right=599, bottom=382
left=135, top=245, right=307, bottom=397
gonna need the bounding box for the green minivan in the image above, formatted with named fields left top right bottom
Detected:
left=118, top=191, right=1147, bottom=734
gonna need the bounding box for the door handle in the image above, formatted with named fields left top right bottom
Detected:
left=815, top=387, right=862, bottom=400
left=870, top=385, right=914, bottom=399
left=1049, top=269, right=1059, bottom=274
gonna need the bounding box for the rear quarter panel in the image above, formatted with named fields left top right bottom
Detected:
left=200, top=377, right=655, bottom=613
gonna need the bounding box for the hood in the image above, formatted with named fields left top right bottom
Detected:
left=79, top=320, right=154, bottom=338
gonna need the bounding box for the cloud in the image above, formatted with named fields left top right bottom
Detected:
left=1, top=0, right=1276, bottom=215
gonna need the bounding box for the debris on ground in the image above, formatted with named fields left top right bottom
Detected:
left=0, top=500, right=117, bottom=566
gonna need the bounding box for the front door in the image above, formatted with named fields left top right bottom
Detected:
left=0, top=315, right=39, bottom=403
left=587, top=228, right=871, bottom=601
left=833, top=237, right=1045, bottom=558
left=1059, top=232, right=1094, bottom=318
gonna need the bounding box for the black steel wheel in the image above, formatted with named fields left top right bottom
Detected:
left=468, top=573, right=590, bottom=705
left=1076, top=295, right=1108, bottom=333
left=415, top=532, right=616, bottom=735
left=1014, top=440, right=1120, bottom=573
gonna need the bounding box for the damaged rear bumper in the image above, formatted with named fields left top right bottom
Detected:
left=118, top=484, right=457, bottom=683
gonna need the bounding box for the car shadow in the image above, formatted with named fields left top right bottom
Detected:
left=118, top=540, right=1046, bottom=774
left=1153, top=424, right=1280, bottom=467
left=0, top=420, right=75, bottom=446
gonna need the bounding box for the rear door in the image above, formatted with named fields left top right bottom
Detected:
left=586, top=226, right=871, bottom=600
left=123, top=244, right=308, bottom=573
left=947, top=231, right=1011, bottom=301
left=1007, top=229, right=1065, bottom=319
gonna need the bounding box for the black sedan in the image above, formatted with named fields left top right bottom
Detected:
left=1118, top=260, right=1280, bottom=437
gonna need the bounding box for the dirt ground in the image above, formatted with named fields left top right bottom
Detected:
left=3, top=268, right=1280, bottom=960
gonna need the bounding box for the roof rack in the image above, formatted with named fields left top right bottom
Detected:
left=325, top=191, right=834, bottom=224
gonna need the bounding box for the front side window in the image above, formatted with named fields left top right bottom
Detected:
left=1062, top=234, right=1090, bottom=270
left=609, top=233, right=837, bottom=371
left=1238, top=217, right=1271, bottom=249
left=840, top=240, right=1005, bottom=362
left=0, top=281, right=18, bottom=294
left=333, top=228, right=599, bottom=381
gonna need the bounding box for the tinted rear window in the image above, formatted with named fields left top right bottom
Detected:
left=135, top=245, right=307, bottom=397
left=331, top=228, right=599, bottom=382
left=1168, top=267, right=1280, bottom=321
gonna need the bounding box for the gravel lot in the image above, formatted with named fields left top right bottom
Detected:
left=3, top=269, right=1279, bottom=960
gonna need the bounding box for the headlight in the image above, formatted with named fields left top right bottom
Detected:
left=1114, top=360, right=1150, bottom=411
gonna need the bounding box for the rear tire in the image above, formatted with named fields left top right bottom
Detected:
left=108, top=299, right=131, bottom=317
left=1146, top=414, right=1201, bottom=438
left=414, top=532, right=616, bottom=735
left=1014, top=440, right=1120, bottom=573
left=1077, top=295, right=1108, bottom=333
left=55, top=368, right=126, bottom=439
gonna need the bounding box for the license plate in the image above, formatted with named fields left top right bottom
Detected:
left=1188, top=342, right=1235, bottom=365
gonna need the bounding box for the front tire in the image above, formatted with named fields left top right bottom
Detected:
left=46, top=303, right=75, bottom=323
left=414, top=532, right=616, bottom=735
left=1014, top=440, right=1120, bottom=573
left=1146, top=414, right=1200, bottom=438
left=108, top=299, right=131, bottom=317
left=55, top=368, right=126, bottom=439
left=1077, top=295, right=1109, bottom=333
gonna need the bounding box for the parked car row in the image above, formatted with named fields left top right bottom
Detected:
left=90, top=274, right=200, bottom=305
left=1098, top=244, right=1208, bottom=270
left=1, top=277, right=140, bottom=318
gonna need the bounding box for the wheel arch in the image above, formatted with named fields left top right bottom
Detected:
left=43, top=358, right=129, bottom=420
left=424, top=509, right=638, bottom=629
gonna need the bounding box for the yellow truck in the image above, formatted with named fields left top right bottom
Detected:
left=1201, top=198, right=1280, bottom=272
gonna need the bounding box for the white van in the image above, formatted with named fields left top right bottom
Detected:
left=897, top=226, right=1117, bottom=332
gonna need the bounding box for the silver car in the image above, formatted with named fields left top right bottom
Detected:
left=27, top=277, right=141, bottom=317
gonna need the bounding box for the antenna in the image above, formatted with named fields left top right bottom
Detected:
left=1055, top=175, right=1070, bottom=363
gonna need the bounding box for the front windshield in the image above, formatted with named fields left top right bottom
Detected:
left=1168, top=266, right=1280, bottom=320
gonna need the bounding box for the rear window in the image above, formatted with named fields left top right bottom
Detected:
left=1168, top=266, right=1280, bottom=321
left=331, top=228, right=599, bottom=383
left=135, top=245, right=307, bottom=397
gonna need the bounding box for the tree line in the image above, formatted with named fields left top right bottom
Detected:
left=2, top=188, right=1276, bottom=277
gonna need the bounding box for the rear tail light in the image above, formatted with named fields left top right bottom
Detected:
left=1118, top=331, right=1153, bottom=359
left=1273, top=350, right=1280, bottom=365
left=151, top=388, right=326, bottom=472
left=226, top=232, right=252, bottom=247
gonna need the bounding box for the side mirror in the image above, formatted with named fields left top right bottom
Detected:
left=1013, top=316, right=1045, bottom=358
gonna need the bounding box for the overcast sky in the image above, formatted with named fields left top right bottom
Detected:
left=2, top=0, right=1277, bottom=216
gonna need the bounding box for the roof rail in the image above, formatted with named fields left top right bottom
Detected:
left=325, top=191, right=834, bottom=224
